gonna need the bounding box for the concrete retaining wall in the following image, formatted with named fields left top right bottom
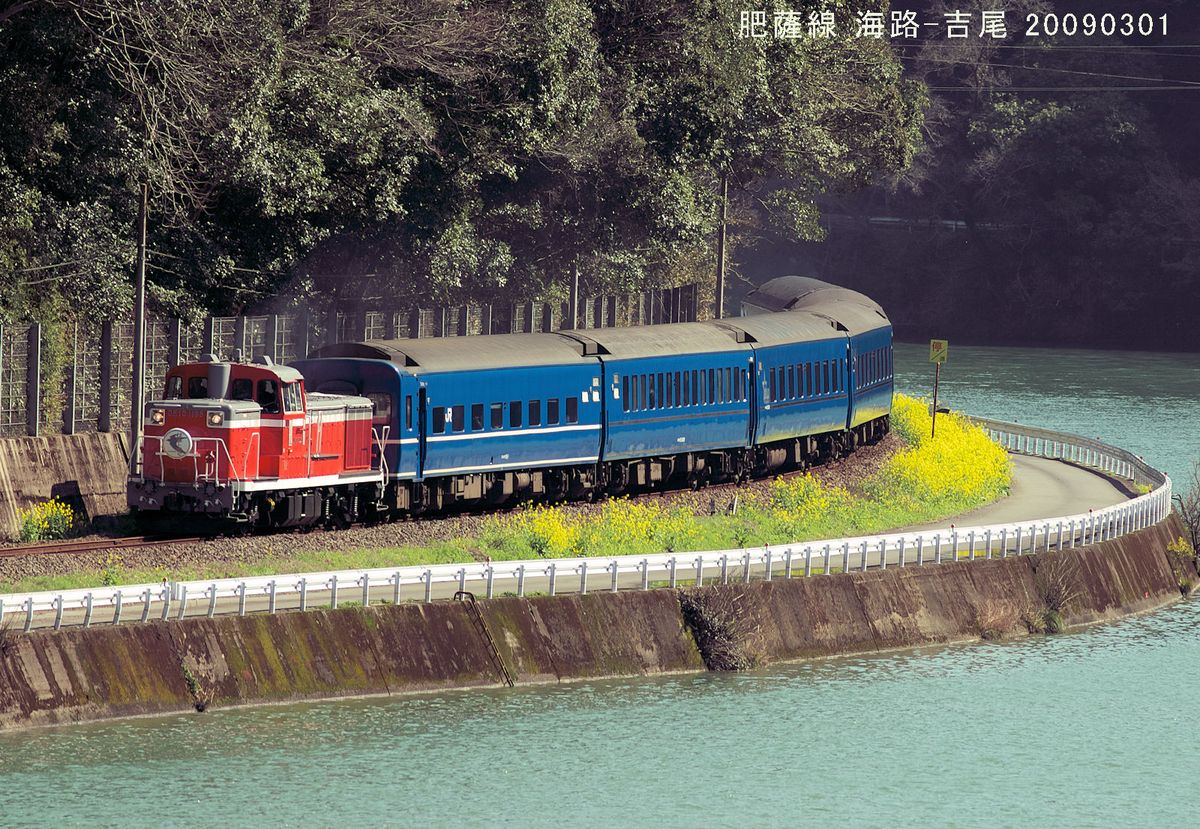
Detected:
left=0, top=515, right=1192, bottom=730
left=0, top=433, right=129, bottom=536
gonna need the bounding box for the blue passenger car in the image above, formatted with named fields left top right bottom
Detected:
left=299, top=335, right=602, bottom=489
left=561, top=324, right=753, bottom=462
left=708, top=312, right=851, bottom=445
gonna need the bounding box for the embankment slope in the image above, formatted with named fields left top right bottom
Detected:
left=0, top=516, right=1192, bottom=730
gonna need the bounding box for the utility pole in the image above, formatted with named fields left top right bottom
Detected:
left=714, top=170, right=729, bottom=319
left=568, top=259, right=580, bottom=329
left=129, top=182, right=148, bottom=476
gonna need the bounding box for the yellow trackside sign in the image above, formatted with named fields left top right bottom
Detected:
left=929, top=339, right=949, bottom=364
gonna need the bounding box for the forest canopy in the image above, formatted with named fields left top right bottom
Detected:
left=0, top=0, right=922, bottom=320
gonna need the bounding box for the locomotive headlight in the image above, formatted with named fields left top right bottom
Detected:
left=207, top=411, right=224, bottom=427
left=150, top=408, right=165, bottom=425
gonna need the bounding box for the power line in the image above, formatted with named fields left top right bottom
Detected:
left=928, top=84, right=1200, bottom=91
left=899, top=52, right=1200, bottom=87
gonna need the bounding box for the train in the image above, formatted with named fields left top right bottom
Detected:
left=126, top=277, right=894, bottom=527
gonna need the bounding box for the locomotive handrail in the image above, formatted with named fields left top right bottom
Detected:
left=3, top=417, right=1174, bottom=631
left=138, top=433, right=250, bottom=487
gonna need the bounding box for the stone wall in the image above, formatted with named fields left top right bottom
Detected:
left=0, top=433, right=129, bottom=537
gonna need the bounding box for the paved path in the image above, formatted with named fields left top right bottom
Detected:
left=899, top=454, right=1130, bottom=533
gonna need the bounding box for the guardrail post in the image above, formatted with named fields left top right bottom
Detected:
left=330, top=575, right=339, bottom=609
left=878, top=540, right=887, bottom=570
left=485, top=567, right=494, bottom=600
left=823, top=544, right=832, bottom=575
left=967, top=531, right=976, bottom=560
left=547, top=562, right=557, bottom=596
left=720, top=554, right=729, bottom=584
left=114, top=591, right=124, bottom=625
left=916, top=537, right=924, bottom=566
left=140, top=589, right=152, bottom=623
left=177, top=585, right=188, bottom=620
left=669, top=556, right=679, bottom=587
left=999, top=528, right=1008, bottom=557
left=763, top=550, right=772, bottom=582
left=53, top=596, right=64, bottom=630
left=423, top=570, right=433, bottom=603
left=363, top=573, right=372, bottom=607
left=267, top=580, right=276, bottom=614
left=804, top=546, right=813, bottom=577
left=934, top=533, right=942, bottom=564
left=1056, top=522, right=1064, bottom=550
left=951, top=530, right=959, bottom=561
left=207, top=585, right=217, bottom=618
left=83, top=593, right=94, bottom=627
left=783, top=548, right=792, bottom=579
left=516, top=564, right=526, bottom=597
left=742, top=551, right=752, bottom=583
left=696, top=554, right=705, bottom=586
left=640, top=559, right=649, bottom=591
left=160, top=586, right=171, bottom=620
left=239, top=582, right=248, bottom=615
left=579, top=561, right=588, bottom=595
left=299, top=577, right=308, bottom=611
left=860, top=541, right=868, bottom=572
left=842, top=542, right=850, bottom=573
left=610, top=561, right=619, bottom=593
left=898, top=537, right=906, bottom=567
left=24, top=597, right=34, bottom=632
left=456, top=568, right=466, bottom=596
left=984, top=530, right=992, bottom=559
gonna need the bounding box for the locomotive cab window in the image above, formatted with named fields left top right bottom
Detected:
left=257, top=379, right=280, bottom=414
left=187, top=376, right=208, bottom=399
left=282, top=382, right=303, bottom=413
left=366, top=392, right=392, bottom=425
left=231, top=378, right=253, bottom=400
left=165, top=376, right=183, bottom=399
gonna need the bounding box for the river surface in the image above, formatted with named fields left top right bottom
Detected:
left=1, top=345, right=1197, bottom=827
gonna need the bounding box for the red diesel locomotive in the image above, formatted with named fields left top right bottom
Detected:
left=127, top=353, right=385, bottom=528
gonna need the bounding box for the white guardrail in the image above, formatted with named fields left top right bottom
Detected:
left=0, top=417, right=1173, bottom=633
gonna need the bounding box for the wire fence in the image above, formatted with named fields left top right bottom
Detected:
left=0, top=284, right=700, bottom=438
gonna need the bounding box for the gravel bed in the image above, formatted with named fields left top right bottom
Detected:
left=0, top=433, right=901, bottom=586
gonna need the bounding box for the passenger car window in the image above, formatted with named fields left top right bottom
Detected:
left=405, top=396, right=413, bottom=430
left=565, top=396, right=578, bottom=424
left=432, top=406, right=446, bottom=432
left=529, top=400, right=541, bottom=427
left=547, top=398, right=560, bottom=425
left=451, top=405, right=464, bottom=433
left=491, top=402, right=503, bottom=429
left=509, top=401, right=522, bottom=428
left=471, top=403, right=484, bottom=431
left=622, top=376, right=630, bottom=412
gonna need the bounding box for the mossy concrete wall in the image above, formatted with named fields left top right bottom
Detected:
left=0, top=432, right=129, bottom=536
left=0, top=589, right=704, bottom=730
left=0, top=515, right=1191, bottom=730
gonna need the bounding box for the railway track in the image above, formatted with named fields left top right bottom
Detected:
left=0, top=535, right=210, bottom=559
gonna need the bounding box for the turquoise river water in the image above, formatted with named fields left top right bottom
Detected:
left=0, top=345, right=1197, bottom=828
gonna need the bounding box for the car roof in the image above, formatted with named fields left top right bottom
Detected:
left=559, top=321, right=746, bottom=359
left=706, top=311, right=844, bottom=346
left=311, top=332, right=592, bottom=373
